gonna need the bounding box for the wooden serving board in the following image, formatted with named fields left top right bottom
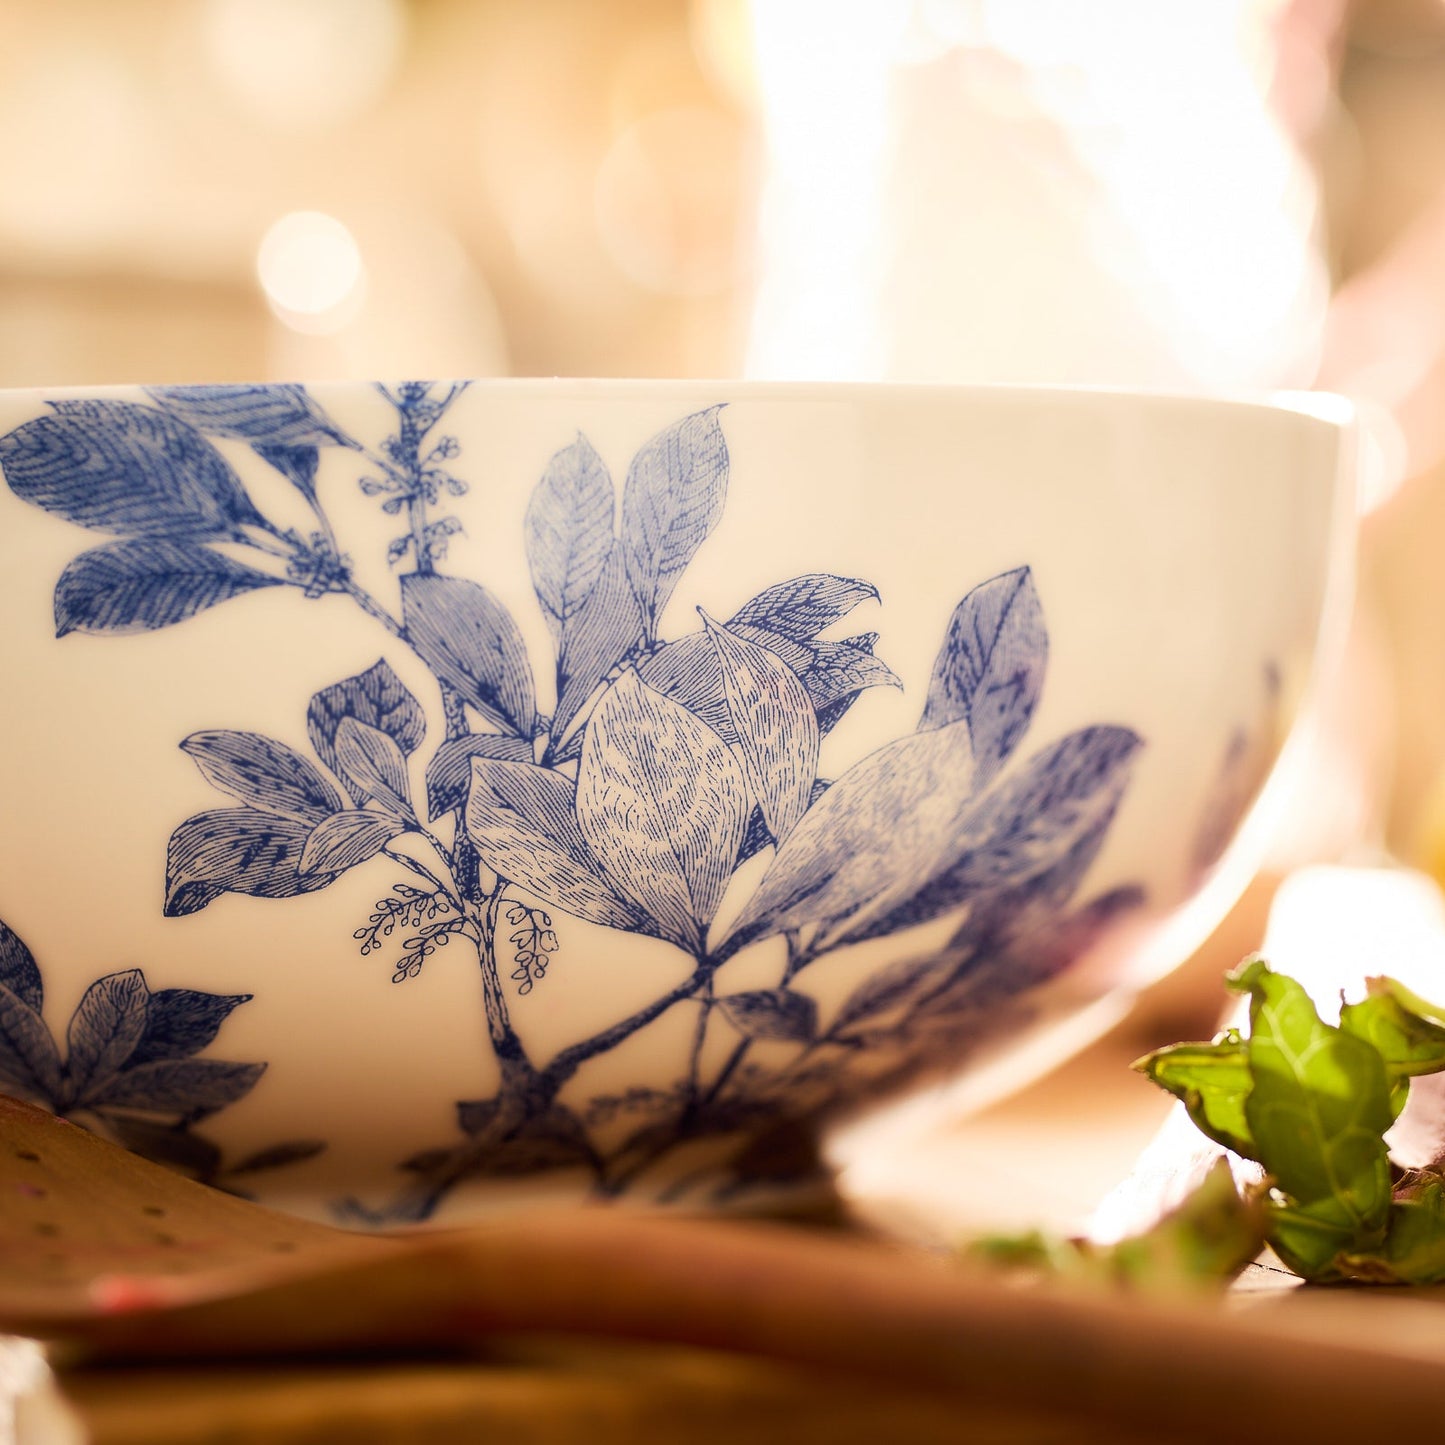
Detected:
left=6, top=1094, right=1445, bottom=1443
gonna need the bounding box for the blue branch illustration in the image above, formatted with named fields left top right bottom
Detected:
left=0, top=384, right=1146, bottom=1221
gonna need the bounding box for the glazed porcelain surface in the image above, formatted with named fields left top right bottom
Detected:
left=0, top=381, right=1350, bottom=1223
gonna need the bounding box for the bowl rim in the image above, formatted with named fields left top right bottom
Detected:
left=0, top=376, right=1355, bottom=430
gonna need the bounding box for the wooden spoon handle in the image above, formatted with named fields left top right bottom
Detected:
left=34, top=1210, right=1445, bottom=1445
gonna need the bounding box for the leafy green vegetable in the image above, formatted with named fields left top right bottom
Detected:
left=1374, top=1179, right=1445, bottom=1283
left=1133, top=1029, right=1254, bottom=1156
left=978, top=957, right=1445, bottom=1289
left=1339, top=976, right=1445, bottom=1119
left=1131, top=956, right=1445, bottom=1284
left=1230, top=958, right=1394, bottom=1244
left=969, top=1157, right=1265, bottom=1293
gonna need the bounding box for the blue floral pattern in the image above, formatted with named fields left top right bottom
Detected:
left=0, top=383, right=1145, bottom=1221
left=0, top=915, right=322, bottom=1192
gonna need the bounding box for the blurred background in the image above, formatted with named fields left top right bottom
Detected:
left=5, top=0, right=1445, bottom=933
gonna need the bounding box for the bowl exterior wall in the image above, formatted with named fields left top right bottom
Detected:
left=0, top=382, right=1348, bottom=1221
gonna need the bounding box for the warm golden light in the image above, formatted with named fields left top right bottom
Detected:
left=594, top=105, right=742, bottom=296
left=746, top=0, right=1326, bottom=390
left=203, top=0, right=406, bottom=129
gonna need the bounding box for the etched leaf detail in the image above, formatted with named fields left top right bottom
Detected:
left=729, top=574, right=878, bottom=642
left=0, top=918, right=42, bottom=1012
left=0, top=400, right=265, bottom=537
left=919, top=565, right=1046, bottom=779
left=552, top=545, right=646, bottom=743
left=839, top=725, right=1142, bottom=947
left=148, top=382, right=342, bottom=505
left=54, top=540, right=282, bottom=636
left=180, top=730, right=345, bottom=825
left=718, top=720, right=977, bottom=958
left=466, top=760, right=647, bottom=931
left=803, top=638, right=901, bottom=719
left=401, top=573, right=536, bottom=737
left=333, top=718, right=415, bottom=819
left=255, top=444, right=321, bottom=502
left=165, top=809, right=336, bottom=916
left=129, top=988, right=253, bottom=1068
left=526, top=433, right=614, bottom=636
left=0, top=984, right=62, bottom=1102
left=66, top=969, right=149, bottom=1099
left=145, top=384, right=352, bottom=448
left=300, top=810, right=402, bottom=875
left=307, top=659, right=426, bottom=805
left=718, top=989, right=818, bottom=1043
left=425, top=732, right=534, bottom=820
left=620, top=407, right=728, bottom=636
left=701, top=611, right=819, bottom=845
left=92, top=1058, right=267, bottom=1114
left=641, top=624, right=897, bottom=749
left=575, top=671, right=749, bottom=953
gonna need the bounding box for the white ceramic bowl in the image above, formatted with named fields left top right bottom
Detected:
left=0, top=381, right=1350, bottom=1223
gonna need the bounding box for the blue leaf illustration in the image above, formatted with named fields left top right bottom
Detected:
left=641, top=626, right=897, bottom=749
left=717, top=988, right=817, bottom=1043
left=832, top=818, right=1137, bottom=1054
left=425, top=732, right=533, bottom=820
left=128, top=988, right=252, bottom=1067
left=401, top=573, right=536, bottom=738
left=180, top=730, right=345, bottom=825
left=620, top=407, right=728, bottom=636
left=165, top=808, right=336, bottom=917
left=0, top=918, right=42, bottom=1012
left=97, top=1111, right=225, bottom=1176
left=299, top=809, right=402, bottom=875
left=0, top=983, right=62, bottom=1103
left=255, top=444, right=321, bottom=503
left=465, top=760, right=648, bottom=931
left=457, top=1097, right=500, bottom=1136
left=551, top=545, right=647, bottom=743
left=0, top=400, right=266, bottom=538
left=575, top=671, right=749, bottom=953
left=801, top=638, right=901, bottom=716
left=637, top=624, right=807, bottom=742
left=716, top=718, right=977, bottom=960
left=54, top=539, right=283, bottom=637
left=307, top=659, right=426, bottom=805
left=228, top=1138, right=327, bottom=1174
left=526, top=433, right=615, bottom=637
left=846, top=726, right=1144, bottom=948
left=91, top=1058, right=266, bottom=1113
left=954, top=779, right=1142, bottom=959
left=945, top=811, right=1123, bottom=963
left=736, top=780, right=831, bottom=868
left=145, top=384, right=352, bottom=448
left=66, top=969, right=149, bottom=1100
left=947, top=726, right=1142, bottom=894
left=332, top=718, right=416, bottom=819
left=702, top=612, right=819, bottom=844
left=829, top=952, right=942, bottom=1036
left=728, top=574, right=878, bottom=643
left=637, top=631, right=742, bottom=743
left=919, top=566, right=1046, bottom=780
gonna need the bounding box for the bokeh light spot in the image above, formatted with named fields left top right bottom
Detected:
left=257, top=211, right=365, bottom=333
